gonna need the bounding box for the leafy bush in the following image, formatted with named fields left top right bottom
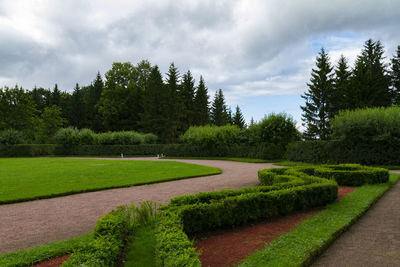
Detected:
left=54, top=128, right=157, bottom=146
left=0, top=129, right=26, bottom=145
left=331, top=106, right=400, bottom=143
left=54, top=127, right=81, bottom=146
left=180, top=124, right=241, bottom=146
left=247, top=113, right=300, bottom=147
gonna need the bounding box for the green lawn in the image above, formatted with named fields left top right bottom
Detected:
left=0, top=158, right=221, bottom=204
left=124, top=225, right=156, bottom=267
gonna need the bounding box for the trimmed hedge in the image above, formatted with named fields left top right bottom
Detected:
left=0, top=143, right=284, bottom=160
left=259, top=164, right=389, bottom=186
left=285, top=140, right=400, bottom=165
left=0, top=144, right=55, bottom=157
left=155, top=167, right=338, bottom=266
left=62, top=206, right=134, bottom=267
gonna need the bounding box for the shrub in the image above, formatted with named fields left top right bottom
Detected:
left=54, top=127, right=81, bottom=146
left=331, top=106, right=400, bottom=144
left=78, top=128, right=96, bottom=145
left=54, top=128, right=157, bottom=146
left=0, top=129, right=26, bottom=145
left=247, top=113, right=300, bottom=148
left=180, top=124, right=240, bottom=146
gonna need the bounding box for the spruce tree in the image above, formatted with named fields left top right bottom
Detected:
left=349, top=39, right=391, bottom=108
left=233, top=105, right=246, bottom=129
left=51, top=84, right=61, bottom=107
left=141, top=65, right=169, bottom=141
left=391, top=45, right=400, bottom=104
left=87, top=72, right=104, bottom=131
left=331, top=55, right=351, bottom=115
left=193, top=76, right=210, bottom=125
left=211, top=89, right=227, bottom=126
left=301, top=48, right=334, bottom=140
left=70, top=83, right=86, bottom=128
left=164, top=63, right=181, bottom=142
left=180, top=70, right=196, bottom=130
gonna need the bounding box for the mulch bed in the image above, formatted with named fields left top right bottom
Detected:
left=31, top=255, right=70, bottom=267
left=195, top=186, right=357, bottom=267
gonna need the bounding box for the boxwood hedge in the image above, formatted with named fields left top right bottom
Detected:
left=155, top=167, right=338, bottom=266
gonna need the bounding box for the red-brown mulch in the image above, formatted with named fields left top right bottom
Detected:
left=31, top=254, right=70, bottom=267
left=195, top=186, right=357, bottom=267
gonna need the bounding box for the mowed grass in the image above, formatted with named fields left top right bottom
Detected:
left=0, top=158, right=221, bottom=204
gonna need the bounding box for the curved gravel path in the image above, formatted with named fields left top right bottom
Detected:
left=312, top=170, right=400, bottom=267
left=0, top=157, right=276, bottom=254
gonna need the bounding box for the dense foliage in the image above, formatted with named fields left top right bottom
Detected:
left=180, top=124, right=240, bottom=146
left=331, top=106, right=400, bottom=143
left=0, top=60, right=247, bottom=144
left=53, top=127, right=157, bottom=146
left=247, top=113, right=300, bottom=147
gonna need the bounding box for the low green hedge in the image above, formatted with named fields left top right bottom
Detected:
left=62, top=206, right=134, bottom=267
left=155, top=167, right=338, bottom=266
left=0, top=143, right=284, bottom=160
left=259, top=164, right=389, bottom=186
left=0, top=144, right=55, bottom=157
left=285, top=140, right=400, bottom=165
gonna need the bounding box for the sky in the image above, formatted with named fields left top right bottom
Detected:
left=1, top=0, right=399, bottom=129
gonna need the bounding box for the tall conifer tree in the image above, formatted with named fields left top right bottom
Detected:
left=211, top=89, right=228, bottom=126
left=331, top=55, right=351, bottom=115
left=164, top=63, right=181, bottom=142
left=193, top=76, right=209, bottom=125
left=391, top=45, right=400, bottom=104
left=301, top=48, right=334, bottom=140
left=349, top=39, right=391, bottom=108
left=233, top=105, right=246, bottom=129
left=180, top=70, right=196, bottom=130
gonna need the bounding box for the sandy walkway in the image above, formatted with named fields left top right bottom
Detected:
left=0, top=158, right=276, bottom=254
left=312, top=170, right=400, bottom=267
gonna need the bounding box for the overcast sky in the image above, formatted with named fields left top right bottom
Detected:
left=1, top=0, right=399, bottom=127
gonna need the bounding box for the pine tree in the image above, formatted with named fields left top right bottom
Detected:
left=180, top=70, right=196, bottom=130
left=331, top=55, right=351, bottom=115
left=193, top=76, right=210, bottom=125
left=391, top=45, right=400, bottom=104
left=233, top=105, right=246, bottom=129
left=301, top=48, right=334, bottom=140
left=211, top=89, right=228, bottom=126
left=349, top=39, right=391, bottom=108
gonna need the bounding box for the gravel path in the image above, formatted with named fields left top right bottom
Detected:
left=0, top=158, right=276, bottom=254
left=312, top=170, right=400, bottom=267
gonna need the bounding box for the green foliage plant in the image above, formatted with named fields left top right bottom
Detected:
left=0, top=129, right=26, bottom=145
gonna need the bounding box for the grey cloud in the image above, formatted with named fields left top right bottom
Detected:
left=0, top=0, right=399, bottom=97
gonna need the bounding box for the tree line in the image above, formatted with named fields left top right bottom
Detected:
left=0, top=61, right=246, bottom=143
left=302, top=39, right=400, bottom=139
